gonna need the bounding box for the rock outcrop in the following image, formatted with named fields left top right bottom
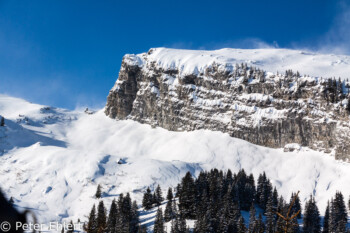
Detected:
left=105, top=48, right=350, bottom=161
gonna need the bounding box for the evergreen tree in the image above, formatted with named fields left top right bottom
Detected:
left=290, top=192, right=302, bottom=219
left=130, top=200, right=139, bottom=233
left=154, top=208, right=165, bottom=233
left=272, top=187, right=279, bottom=208
left=233, top=169, right=255, bottom=210
left=106, top=199, right=118, bottom=233
left=142, top=187, right=153, bottom=210
left=95, top=184, right=102, bottom=199
left=226, top=192, right=241, bottom=220
left=154, top=185, right=164, bottom=206
left=122, top=193, right=132, bottom=222
left=323, top=201, right=330, bottom=233
left=178, top=172, right=196, bottom=219
left=248, top=204, right=256, bottom=233
left=164, top=198, right=174, bottom=222
left=202, top=208, right=218, bottom=233
left=116, top=193, right=132, bottom=233
left=115, top=194, right=125, bottom=233
left=275, top=196, right=287, bottom=233
left=217, top=192, right=241, bottom=233
left=0, top=117, right=4, bottom=127
left=96, top=201, right=107, bottom=233
left=329, top=192, right=347, bottom=233
left=175, top=184, right=181, bottom=198
left=171, top=214, right=187, bottom=233
left=87, top=204, right=98, bottom=233
left=303, top=196, right=321, bottom=233
left=167, top=187, right=174, bottom=202
left=194, top=212, right=209, bottom=233
left=178, top=214, right=187, bottom=233
left=266, top=196, right=276, bottom=233
left=256, top=172, right=272, bottom=211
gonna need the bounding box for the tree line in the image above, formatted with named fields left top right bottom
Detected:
left=85, top=169, right=349, bottom=233
left=231, top=63, right=350, bottom=113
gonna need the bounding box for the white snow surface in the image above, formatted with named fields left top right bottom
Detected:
left=0, top=94, right=349, bottom=227
left=125, top=47, right=350, bottom=79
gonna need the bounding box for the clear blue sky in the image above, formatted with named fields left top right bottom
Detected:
left=1, top=0, right=349, bottom=109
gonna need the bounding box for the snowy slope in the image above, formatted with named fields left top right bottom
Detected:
left=0, top=94, right=349, bottom=228
left=126, top=47, right=350, bottom=79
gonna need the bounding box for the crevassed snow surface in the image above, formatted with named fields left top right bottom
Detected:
left=125, top=47, right=350, bottom=79
left=0, top=94, right=349, bottom=227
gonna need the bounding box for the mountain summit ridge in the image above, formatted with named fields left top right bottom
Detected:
left=120, top=47, right=350, bottom=78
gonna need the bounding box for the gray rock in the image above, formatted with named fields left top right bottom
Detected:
left=105, top=55, right=350, bottom=161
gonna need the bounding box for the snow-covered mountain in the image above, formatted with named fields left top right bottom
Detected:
left=105, top=48, right=350, bottom=160
left=1, top=48, right=350, bottom=229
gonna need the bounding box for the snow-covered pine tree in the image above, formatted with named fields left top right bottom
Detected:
left=256, top=172, right=272, bottom=211
left=248, top=204, right=256, bottom=232
left=235, top=169, right=253, bottom=210
left=121, top=193, right=132, bottom=220
left=217, top=193, right=238, bottom=233
left=86, top=204, right=98, bottom=233
left=167, top=187, right=174, bottom=201
left=178, top=214, right=187, bottom=233
left=164, top=199, right=174, bottom=222
left=322, top=201, right=330, bottom=233
left=96, top=201, right=107, bottom=233
left=106, top=199, right=117, bottom=233
left=194, top=213, right=209, bottom=233
left=130, top=200, right=139, bottom=233
left=290, top=192, right=302, bottom=219
left=115, top=193, right=125, bottom=233
left=265, top=196, right=276, bottom=233
left=95, top=184, right=102, bottom=199
left=329, top=192, right=347, bottom=233
left=154, top=208, right=165, bottom=233
left=171, top=213, right=187, bottom=233
left=116, top=192, right=132, bottom=233
left=142, top=187, right=153, bottom=210
left=303, top=196, right=321, bottom=233
left=178, top=172, right=196, bottom=219
left=154, top=184, right=164, bottom=206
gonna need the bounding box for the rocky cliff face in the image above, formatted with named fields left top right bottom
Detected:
left=105, top=48, right=350, bottom=161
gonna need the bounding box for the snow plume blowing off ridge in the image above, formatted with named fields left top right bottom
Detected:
left=319, top=2, right=350, bottom=54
